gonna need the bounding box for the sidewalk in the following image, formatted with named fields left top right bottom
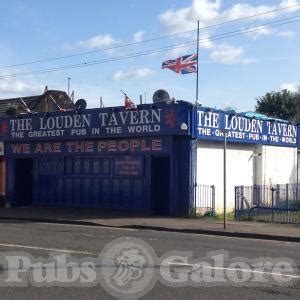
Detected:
left=0, top=206, right=299, bottom=242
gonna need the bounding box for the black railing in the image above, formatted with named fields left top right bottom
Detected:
left=235, top=184, right=300, bottom=223
left=192, top=184, right=215, bottom=217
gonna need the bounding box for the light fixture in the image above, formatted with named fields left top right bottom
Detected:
left=248, top=153, right=262, bottom=161
left=180, top=122, right=188, bottom=130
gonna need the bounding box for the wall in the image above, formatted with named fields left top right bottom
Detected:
left=0, top=102, right=194, bottom=216
left=256, top=145, right=297, bottom=186
left=196, top=141, right=298, bottom=213
left=4, top=135, right=193, bottom=216
left=196, top=141, right=254, bottom=213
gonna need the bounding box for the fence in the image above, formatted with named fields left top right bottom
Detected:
left=235, top=184, right=300, bottom=223
left=192, top=184, right=215, bottom=217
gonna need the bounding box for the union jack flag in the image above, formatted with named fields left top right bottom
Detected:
left=124, top=95, right=135, bottom=110
left=162, top=54, right=198, bottom=74
left=121, top=90, right=135, bottom=109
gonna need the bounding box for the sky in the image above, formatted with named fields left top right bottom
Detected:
left=0, top=0, right=300, bottom=111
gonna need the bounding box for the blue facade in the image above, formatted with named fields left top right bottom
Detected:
left=0, top=102, right=194, bottom=216
left=0, top=102, right=297, bottom=216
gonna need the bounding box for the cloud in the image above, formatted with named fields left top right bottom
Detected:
left=0, top=78, right=43, bottom=95
left=280, top=0, right=300, bottom=11
left=199, top=33, right=215, bottom=49
left=182, top=0, right=221, bottom=38
left=242, top=25, right=273, bottom=39
left=66, top=34, right=116, bottom=50
left=169, top=44, right=193, bottom=57
left=210, top=43, right=254, bottom=64
left=159, top=0, right=220, bottom=34
left=113, top=68, right=153, bottom=81
left=223, top=3, right=277, bottom=21
left=280, top=82, right=299, bottom=92
left=223, top=0, right=299, bottom=21
left=159, top=0, right=299, bottom=64
left=160, top=0, right=300, bottom=35
left=133, top=31, right=145, bottom=42
left=277, top=30, right=297, bottom=37
left=242, top=25, right=296, bottom=40
left=167, top=32, right=214, bottom=57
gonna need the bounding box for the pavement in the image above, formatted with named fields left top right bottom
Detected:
left=0, top=206, right=299, bottom=242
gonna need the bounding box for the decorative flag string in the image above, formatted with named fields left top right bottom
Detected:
left=49, top=95, right=66, bottom=112
left=19, top=97, right=32, bottom=114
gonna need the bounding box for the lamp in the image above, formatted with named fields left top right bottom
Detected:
left=180, top=123, right=188, bottom=131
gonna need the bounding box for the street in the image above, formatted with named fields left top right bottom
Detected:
left=0, top=220, right=299, bottom=299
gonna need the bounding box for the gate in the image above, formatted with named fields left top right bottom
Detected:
left=192, top=184, right=215, bottom=217
left=235, top=184, right=300, bottom=223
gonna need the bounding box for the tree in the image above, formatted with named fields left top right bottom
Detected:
left=5, top=104, right=17, bottom=116
left=255, top=89, right=300, bottom=122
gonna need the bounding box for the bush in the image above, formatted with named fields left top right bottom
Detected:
left=5, top=104, right=17, bottom=115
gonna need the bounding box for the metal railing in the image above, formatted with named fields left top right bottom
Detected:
left=192, top=184, right=215, bottom=217
left=235, top=184, right=300, bottom=223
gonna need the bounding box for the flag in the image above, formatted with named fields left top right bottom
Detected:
left=121, top=90, right=135, bottom=109
left=162, top=54, right=198, bottom=74
left=125, top=95, right=135, bottom=110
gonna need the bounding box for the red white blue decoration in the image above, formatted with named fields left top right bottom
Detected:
left=162, top=54, right=198, bottom=74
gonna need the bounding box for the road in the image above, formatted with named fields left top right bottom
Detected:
left=0, top=219, right=299, bottom=299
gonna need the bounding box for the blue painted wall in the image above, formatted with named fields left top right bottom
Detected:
left=5, top=137, right=193, bottom=216
left=2, top=101, right=194, bottom=216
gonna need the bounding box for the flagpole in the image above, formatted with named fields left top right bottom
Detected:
left=196, top=20, right=199, bottom=103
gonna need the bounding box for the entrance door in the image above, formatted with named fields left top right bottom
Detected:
left=151, top=157, right=170, bottom=215
left=15, top=158, right=33, bottom=205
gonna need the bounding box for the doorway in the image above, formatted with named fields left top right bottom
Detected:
left=151, top=157, right=170, bottom=215
left=15, top=158, right=33, bottom=205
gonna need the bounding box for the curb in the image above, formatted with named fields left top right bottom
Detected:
left=1, top=216, right=300, bottom=243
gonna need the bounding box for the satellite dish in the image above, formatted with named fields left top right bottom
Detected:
left=152, top=89, right=170, bottom=104
left=75, top=99, right=87, bottom=111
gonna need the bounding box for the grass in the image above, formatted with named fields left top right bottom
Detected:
left=189, top=210, right=235, bottom=221
left=251, top=210, right=300, bottom=224
left=189, top=209, right=300, bottom=224
left=212, top=211, right=235, bottom=221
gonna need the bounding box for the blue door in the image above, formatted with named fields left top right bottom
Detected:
left=15, top=158, right=33, bottom=205
left=151, top=157, right=170, bottom=215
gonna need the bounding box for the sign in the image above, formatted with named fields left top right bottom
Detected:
left=5, top=137, right=171, bottom=157
left=114, top=156, right=143, bottom=176
left=194, top=109, right=297, bottom=147
left=0, top=103, right=190, bottom=141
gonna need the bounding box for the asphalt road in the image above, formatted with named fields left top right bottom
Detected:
left=0, top=219, right=299, bottom=299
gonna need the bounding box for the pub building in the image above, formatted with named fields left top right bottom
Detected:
left=0, top=100, right=194, bottom=216
left=0, top=96, right=298, bottom=216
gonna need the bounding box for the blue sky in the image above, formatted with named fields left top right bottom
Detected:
left=0, top=0, right=299, bottom=111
